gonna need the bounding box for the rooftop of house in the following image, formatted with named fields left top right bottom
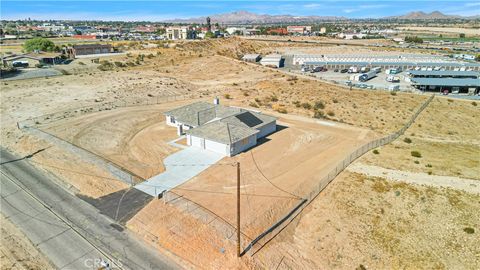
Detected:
left=164, top=101, right=243, bottom=127
left=166, top=101, right=277, bottom=144
left=186, top=120, right=259, bottom=144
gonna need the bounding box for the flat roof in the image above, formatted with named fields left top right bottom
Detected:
left=411, top=78, right=480, bottom=87
left=303, top=61, right=480, bottom=67
left=407, top=70, right=479, bottom=77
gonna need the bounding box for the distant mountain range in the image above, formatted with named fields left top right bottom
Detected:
left=387, top=11, right=462, bottom=20
left=166, top=10, right=478, bottom=24
left=166, top=10, right=347, bottom=24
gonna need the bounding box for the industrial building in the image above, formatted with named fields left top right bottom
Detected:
left=164, top=99, right=277, bottom=156
left=65, top=44, right=113, bottom=58
left=406, top=70, right=479, bottom=79
left=411, top=78, right=479, bottom=94
left=260, top=54, right=283, bottom=68
left=294, top=54, right=480, bottom=71
left=287, top=26, right=312, bottom=35
left=242, top=54, right=261, bottom=62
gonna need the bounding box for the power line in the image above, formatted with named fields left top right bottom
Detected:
left=249, top=151, right=302, bottom=200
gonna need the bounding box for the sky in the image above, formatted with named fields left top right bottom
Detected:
left=1, top=1, right=479, bottom=21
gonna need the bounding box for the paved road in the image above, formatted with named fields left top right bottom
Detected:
left=0, top=148, right=181, bottom=270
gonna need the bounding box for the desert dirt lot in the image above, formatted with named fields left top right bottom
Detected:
left=2, top=37, right=477, bottom=268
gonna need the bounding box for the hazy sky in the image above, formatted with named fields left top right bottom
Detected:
left=1, top=1, right=479, bottom=21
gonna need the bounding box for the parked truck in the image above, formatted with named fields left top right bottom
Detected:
left=359, top=70, right=377, bottom=82
left=386, top=75, right=400, bottom=82
left=348, top=66, right=359, bottom=73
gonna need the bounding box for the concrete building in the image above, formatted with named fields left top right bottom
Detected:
left=287, top=26, right=312, bottom=35
left=260, top=54, right=283, bottom=68
left=166, top=26, right=195, bottom=40
left=164, top=99, right=277, bottom=156
left=242, top=54, right=261, bottom=62
left=65, top=44, right=112, bottom=58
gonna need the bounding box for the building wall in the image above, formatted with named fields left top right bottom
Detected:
left=231, top=135, right=257, bottom=156
left=205, top=139, right=229, bottom=156
left=257, top=121, right=276, bottom=138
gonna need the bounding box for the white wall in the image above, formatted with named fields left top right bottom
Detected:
left=190, top=136, right=205, bottom=149
left=257, top=121, right=276, bottom=138
left=205, top=139, right=229, bottom=156
left=231, top=135, right=257, bottom=156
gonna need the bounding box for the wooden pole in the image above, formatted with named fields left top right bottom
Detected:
left=236, top=161, right=241, bottom=257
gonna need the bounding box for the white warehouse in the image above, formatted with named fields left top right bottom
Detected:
left=164, top=99, right=277, bottom=156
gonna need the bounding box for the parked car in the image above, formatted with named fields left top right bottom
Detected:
left=340, top=69, right=348, bottom=73
left=334, top=69, right=339, bottom=72
left=312, top=66, right=323, bottom=72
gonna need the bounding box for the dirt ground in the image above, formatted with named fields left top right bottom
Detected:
left=361, top=97, right=480, bottom=180
left=42, top=101, right=196, bottom=179
left=0, top=214, right=55, bottom=270
left=170, top=113, right=375, bottom=239
left=2, top=37, right=477, bottom=269
left=255, top=170, right=480, bottom=270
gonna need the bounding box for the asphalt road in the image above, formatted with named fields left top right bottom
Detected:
left=0, top=148, right=181, bottom=270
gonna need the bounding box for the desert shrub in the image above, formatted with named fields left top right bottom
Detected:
left=428, top=171, right=432, bottom=175
left=327, top=110, right=335, bottom=117
left=390, top=91, right=397, bottom=96
left=314, top=100, right=325, bottom=110
left=463, top=227, right=475, bottom=234
left=271, top=95, right=279, bottom=102
left=373, top=149, right=380, bottom=154
left=114, top=61, right=125, bottom=67
left=243, top=92, right=249, bottom=96
left=78, top=61, right=85, bottom=65
left=425, top=164, right=432, bottom=168
left=97, top=61, right=114, bottom=71
left=254, top=98, right=261, bottom=103
left=224, top=94, right=231, bottom=99
left=301, top=102, right=312, bottom=110
left=249, top=102, right=259, bottom=108
left=313, top=110, right=324, bottom=119
left=472, top=101, right=478, bottom=107
left=414, top=160, right=420, bottom=164
left=411, top=151, right=422, bottom=158
left=403, top=137, right=412, bottom=143
left=332, top=98, right=339, bottom=103
left=276, top=108, right=288, bottom=114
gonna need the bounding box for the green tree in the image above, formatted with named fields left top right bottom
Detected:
left=459, top=33, right=465, bottom=38
left=204, top=31, right=215, bottom=39
left=475, top=54, right=480, bottom=62
left=23, top=38, right=56, bottom=52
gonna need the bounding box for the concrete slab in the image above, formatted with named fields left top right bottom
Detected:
left=134, top=147, right=225, bottom=196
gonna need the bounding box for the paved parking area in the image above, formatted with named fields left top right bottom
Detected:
left=134, top=147, right=225, bottom=197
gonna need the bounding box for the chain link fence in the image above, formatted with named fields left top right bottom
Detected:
left=243, top=94, right=435, bottom=255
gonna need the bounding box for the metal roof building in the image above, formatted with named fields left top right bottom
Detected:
left=411, top=78, right=480, bottom=87
left=302, top=61, right=480, bottom=71
left=260, top=54, right=283, bottom=68
left=407, top=70, right=479, bottom=78
left=411, top=78, right=480, bottom=94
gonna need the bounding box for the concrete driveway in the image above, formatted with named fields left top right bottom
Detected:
left=134, top=147, right=225, bottom=197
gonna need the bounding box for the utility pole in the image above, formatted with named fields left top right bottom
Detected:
left=236, top=161, right=241, bottom=257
